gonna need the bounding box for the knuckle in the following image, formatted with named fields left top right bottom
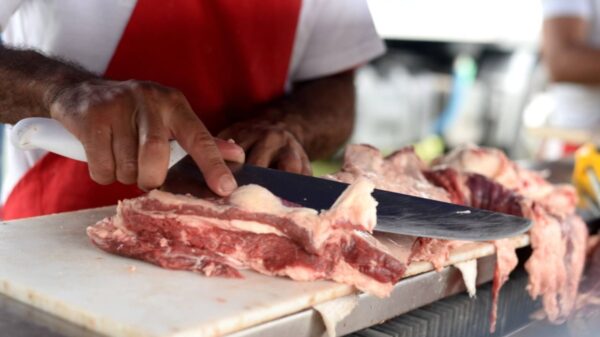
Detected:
left=132, top=80, right=157, bottom=95
left=186, top=130, right=214, bottom=149
left=263, top=132, right=284, bottom=148
left=86, top=110, right=110, bottom=125
left=81, top=135, right=105, bottom=153
left=165, top=87, right=185, bottom=101
left=94, top=161, right=114, bottom=176
left=204, top=154, right=225, bottom=170
left=141, top=133, right=166, bottom=150
left=124, top=79, right=142, bottom=90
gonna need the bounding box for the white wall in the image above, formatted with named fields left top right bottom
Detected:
left=367, top=0, right=543, bottom=47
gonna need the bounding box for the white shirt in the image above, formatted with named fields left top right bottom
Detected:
left=0, top=0, right=384, bottom=204
left=543, top=0, right=600, bottom=130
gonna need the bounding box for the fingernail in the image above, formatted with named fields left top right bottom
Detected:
left=236, top=150, right=246, bottom=163
left=219, top=175, right=237, bottom=194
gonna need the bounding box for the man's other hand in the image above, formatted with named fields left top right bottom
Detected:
left=218, top=119, right=312, bottom=175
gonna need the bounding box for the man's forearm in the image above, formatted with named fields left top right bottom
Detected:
left=543, top=18, right=600, bottom=84
left=263, top=70, right=356, bottom=160
left=545, top=44, right=600, bottom=84
left=0, top=46, right=96, bottom=124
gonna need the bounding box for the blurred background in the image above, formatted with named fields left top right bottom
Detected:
left=2, top=0, right=597, bottom=178
left=349, top=0, right=565, bottom=163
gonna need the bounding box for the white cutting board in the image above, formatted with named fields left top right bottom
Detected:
left=0, top=207, right=357, bottom=337
left=0, top=207, right=530, bottom=337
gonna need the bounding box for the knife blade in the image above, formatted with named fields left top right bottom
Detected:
left=163, top=156, right=532, bottom=241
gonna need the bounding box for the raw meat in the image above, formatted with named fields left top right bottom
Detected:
left=326, top=145, right=458, bottom=271
left=326, top=145, right=451, bottom=202
left=491, top=239, right=518, bottom=332
left=329, top=143, right=588, bottom=329
left=432, top=144, right=578, bottom=214
left=87, top=178, right=406, bottom=298
left=434, top=145, right=588, bottom=323
left=421, top=167, right=524, bottom=331
left=408, top=237, right=464, bottom=271
left=525, top=210, right=588, bottom=322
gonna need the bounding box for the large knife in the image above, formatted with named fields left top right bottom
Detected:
left=12, top=118, right=532, bottom=241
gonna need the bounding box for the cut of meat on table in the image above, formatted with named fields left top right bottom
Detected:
left=325, top=144, right=451, bottom=202
left=490, top=239, right=518, bottom=332
left=87, top=142, right=588, bottom=330
left=325, top=145, right=461, bottom=272
left=432, top=144, right=578, bottom=215
left=408, top=237, right=464, bottom=272
left=433, top=145, right=588, bottom=324
left=419, top=168, right=524, bottom=332
left=525, top=210, right=588, bottom=322
left=328, top=143, right=588, bottom=331
left=87, top=178, right=406, bottom=298
left=424, top=169, right=526, bottom=217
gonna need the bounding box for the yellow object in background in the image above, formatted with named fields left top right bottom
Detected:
left=311, top=160, right=342, bottom=177
left=414, top=135, right=445, bottom=164
left=573, top=143, right=600, bottom=207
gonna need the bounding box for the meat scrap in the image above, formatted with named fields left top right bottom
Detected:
left=326, top=145, right=460, bottom=270
left=491, top=239, right=518, bottom=332
left=328, top=143, right=588, bottom=330
left=432, top=144, right=578, bottom=215
left=434, top=145, right=588, bottom=324
left=87, top=178, right=406, bottom=298
left=325, top=144, right=451, bottom=202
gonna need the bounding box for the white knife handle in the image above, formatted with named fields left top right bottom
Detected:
left=11, top=118, right=187, bottom=168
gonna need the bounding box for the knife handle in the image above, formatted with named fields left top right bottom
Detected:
left=11, top=117, right=187, bottom=169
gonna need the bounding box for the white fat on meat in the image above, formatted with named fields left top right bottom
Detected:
left=228, top=185, right=316, bottom=216
left=454, top=259, right=477, bottom=298
left=146, top=182, right=379, bottom=250
left=131, top=190, right=290, bottom=237
left=147, top=187, right=318, bottom=235
left=322, top=178, right=378, bottom=232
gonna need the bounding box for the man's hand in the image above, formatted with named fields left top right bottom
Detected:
left=49, top=79, right=244, bottom=195
left=218, top=119, right=312, bottom=175
left=0, top=47, right=355, bottom=190
left=218, top=70, right=356, bottom=176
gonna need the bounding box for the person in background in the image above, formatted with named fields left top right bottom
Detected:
left=0, top=0, right=384, bottom=220
left=541, top=0, right=600, bottom=157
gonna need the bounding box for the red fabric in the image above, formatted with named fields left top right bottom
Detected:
left=3, top=0, right=301, bottom=220
left=105, top=0, right=301, bottom=133
left=3, top=153, right=142, bottom=220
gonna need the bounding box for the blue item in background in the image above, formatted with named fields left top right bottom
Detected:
left=433, top=55, right=477, bottom=135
